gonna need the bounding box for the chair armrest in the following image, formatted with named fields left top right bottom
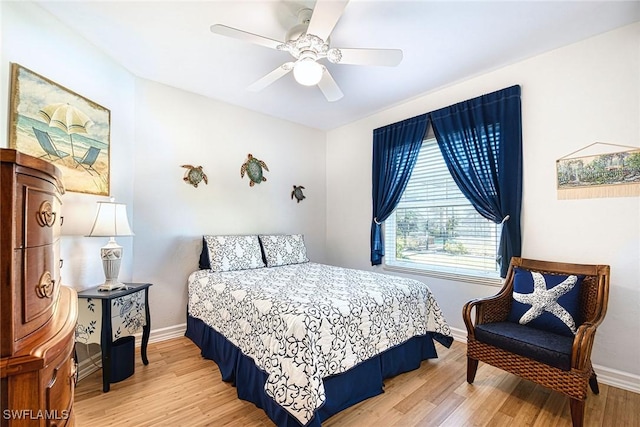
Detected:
left=571, top=321, right=603, bottom=370
left=463, top=290, right=512, bottom=338
left=571, top=279, right=608, bottom=370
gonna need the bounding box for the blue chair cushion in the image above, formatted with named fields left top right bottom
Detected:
left=507, top=268, right=583, bottom=337
left=475, top=322, right=573, bottom=371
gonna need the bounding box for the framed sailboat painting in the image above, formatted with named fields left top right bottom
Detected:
left=9, top=63, right=111, bottom=196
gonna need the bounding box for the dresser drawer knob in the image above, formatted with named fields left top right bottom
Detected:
left=35, top=271, right=55, bottom=298
left=36, top=200, right=57, bottom=228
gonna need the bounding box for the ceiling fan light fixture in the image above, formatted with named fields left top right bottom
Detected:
left=210, top=1, right=402, bottom=101
left=293, top=58, right=323, bottom=86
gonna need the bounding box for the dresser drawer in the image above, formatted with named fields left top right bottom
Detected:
left=2, top=149, right=72, bottom=427
left=43, top=338, right=75, bottom=427
left=13, top=245, right=58, bottom=343
left=16, top=174, right=62, bottom=249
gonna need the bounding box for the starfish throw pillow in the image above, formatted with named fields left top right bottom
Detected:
left=507, top=268, right=584, bottom=337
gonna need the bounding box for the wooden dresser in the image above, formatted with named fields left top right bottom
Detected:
left=1, top=149, right=77, bottom=427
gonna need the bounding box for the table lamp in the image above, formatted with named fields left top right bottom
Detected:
left=87, top=198, right=134, bottom=291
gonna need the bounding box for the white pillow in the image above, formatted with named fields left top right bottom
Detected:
left=204, top=235, right=265, bottom=272
left=259, top=234, right=309, bottom=267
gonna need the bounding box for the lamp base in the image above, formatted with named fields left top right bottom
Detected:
left=98, top=281, right=127, bottom=292
left=99, top=238, right=126, bottom=292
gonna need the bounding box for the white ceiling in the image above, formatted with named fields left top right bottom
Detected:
left=35, top=1, right=640, bottom=131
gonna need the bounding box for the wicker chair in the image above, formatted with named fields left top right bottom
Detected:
left=463, top=257, right=610, bottom=427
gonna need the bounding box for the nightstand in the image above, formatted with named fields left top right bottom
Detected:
left=76, top=283, right=152, bottom=392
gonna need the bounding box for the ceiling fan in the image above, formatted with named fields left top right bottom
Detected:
left=210, top=0, right=403, bottom=102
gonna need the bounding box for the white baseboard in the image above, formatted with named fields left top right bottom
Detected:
left=78, top=323, right=639, bottom=395
left=592, top=364, right=640, bottom=394
left=133, top=323, right=187, bottom=346
left=448, top=326, right=640, bottom=394
left=77, top=362, right=99, bottom=381
left=449, top=326, right=467, bottom=343
left=75, top=343, right=102, bottom=381
left=76, top=323, right=188, bottom=381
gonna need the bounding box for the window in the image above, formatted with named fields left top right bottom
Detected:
left=384, top=137, right=501, bottom=280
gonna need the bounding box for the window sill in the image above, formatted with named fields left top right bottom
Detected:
left=383, top=263, right=504, bottom=287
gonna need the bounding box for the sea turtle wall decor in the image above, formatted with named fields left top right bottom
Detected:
left=181, top=165, right=208, bottom=188
left=240, top=154, right=269, bottom=187
left=291, top=185, right=306, bottom=203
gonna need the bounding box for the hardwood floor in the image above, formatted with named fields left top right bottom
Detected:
left=75, top=337, right=638, bottom=426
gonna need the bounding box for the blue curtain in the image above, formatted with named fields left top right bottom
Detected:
left=371, top=114, right=428, bottom=265
left=429, top=85, right=522, bottom=277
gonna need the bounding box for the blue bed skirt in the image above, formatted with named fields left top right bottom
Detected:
left=186, top=315, right=452, bottom=426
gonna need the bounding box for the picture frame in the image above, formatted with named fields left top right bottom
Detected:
left=9, top=63, right=111, bottom=196
left=556, top=143, right=640, bottom=199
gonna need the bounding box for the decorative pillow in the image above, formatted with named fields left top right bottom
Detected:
left=259, top=234, right=309, bottom=267
left=203, top=235, right=265, bottom=272
left=507, top=267, right=583, bottom=337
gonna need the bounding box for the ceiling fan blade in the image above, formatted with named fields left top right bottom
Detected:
left=247, top=63, right=294, bottom=92
left=330, top=48, right=403, bottom=66
left=317, top=68, right=344, bottom=102
left=210, top=24, right=283, bottom=50
left=306, top=0, right=349, bottom=41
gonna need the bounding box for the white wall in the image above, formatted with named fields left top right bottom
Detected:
left=1, top=2, right=137, bottom=288
left=1, top=1, right=326, bottom=335
left=131, top=79, right=326, bottom=330
left=326, top=23, right=640, bottom=379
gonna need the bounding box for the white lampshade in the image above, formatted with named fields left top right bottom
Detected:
left=87, top=198, right=134, bottom=291
left=293, top=58, right=323, bottom=86
left=87, top=199, right=134, bottom=238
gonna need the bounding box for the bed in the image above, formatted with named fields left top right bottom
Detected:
left=186, top=234, right=453, bottom=426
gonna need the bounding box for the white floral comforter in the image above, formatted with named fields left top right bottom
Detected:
left=188, top=262, right=451, bottom=425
